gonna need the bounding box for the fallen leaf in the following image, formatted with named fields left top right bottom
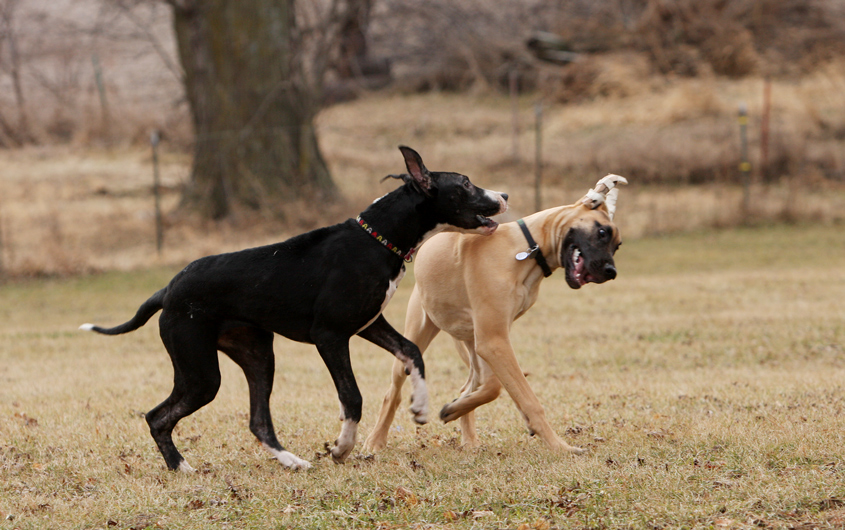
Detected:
left=533, top=517, right=551, bottom=530
left=473, top=510, right=495, bottom=519
left=395, top=486, right=418, bottom=506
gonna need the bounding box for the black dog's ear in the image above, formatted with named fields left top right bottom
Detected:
left=398, top=146, right=432, bottom=192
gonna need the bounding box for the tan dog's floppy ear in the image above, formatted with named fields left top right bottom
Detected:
left=580, top=174, right=628, bottom=220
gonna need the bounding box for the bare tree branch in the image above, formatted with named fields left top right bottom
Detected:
left=112, top=0, right=184, bottom=83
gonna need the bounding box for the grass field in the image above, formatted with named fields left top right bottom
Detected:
left=1, top=222, right=844, bottom=529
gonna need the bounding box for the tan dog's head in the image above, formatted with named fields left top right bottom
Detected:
left=560, top=174, right=627, bottom=289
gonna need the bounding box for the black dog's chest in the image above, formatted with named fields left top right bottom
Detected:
left=356, top=264, right=405, bottom=333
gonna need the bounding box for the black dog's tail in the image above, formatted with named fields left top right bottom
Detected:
left=79, top=288, right=166, bottom=335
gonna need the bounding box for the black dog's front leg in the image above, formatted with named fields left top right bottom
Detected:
left=358, top=315, right=429, bottom=424
left=313, top=331, right=362, bottom=463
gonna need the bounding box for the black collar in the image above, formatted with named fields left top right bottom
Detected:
left=355, top=216, right=416, bottom=262
left=515, top=219, right=553, bottom=277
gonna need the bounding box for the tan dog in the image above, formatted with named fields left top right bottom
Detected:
left=364, top=175, right=626, bottom=454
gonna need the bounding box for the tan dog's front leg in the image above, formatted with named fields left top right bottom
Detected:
left=474, top=325, right=585, bottom=455
left=453, top=339, right=484, bottom=448
left=451, top=359, right=500, bottom=449
left=439, top=342, right=502, bottom=432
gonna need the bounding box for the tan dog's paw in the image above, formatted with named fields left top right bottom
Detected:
left=551, top=439, right=587, bottom=455
left=566, top=445, right=588, bottom=455
left=362, top=434, right=386, bottom=454
left=439, top=401, right=462, bottom=423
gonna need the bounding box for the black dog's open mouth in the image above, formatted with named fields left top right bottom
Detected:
left=565, top=246, right=591, bottom=289
left=476, top=214, right=499, bottom=235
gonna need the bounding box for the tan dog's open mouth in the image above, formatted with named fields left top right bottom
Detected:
left=566, top=246, right=590, bottom=289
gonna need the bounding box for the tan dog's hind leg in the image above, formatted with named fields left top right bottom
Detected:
left=364, top=287, right=440, bottom=453
left=473, top=318, right=585, bottom=455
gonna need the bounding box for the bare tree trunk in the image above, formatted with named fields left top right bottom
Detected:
left=336, top=0, right=371, bottom=79
left=169, top=0, right=335, bottom=220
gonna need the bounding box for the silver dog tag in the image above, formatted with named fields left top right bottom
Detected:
left=515, top=246, right=539, bottom=261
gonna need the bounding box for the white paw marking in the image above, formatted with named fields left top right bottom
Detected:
left=409, top=369, right=429, bottom=424
left=178, top=460, right=196, bottom=473
left=331, top=419, right=358, bottom=461
left=263, top=444, right=312, bottom=470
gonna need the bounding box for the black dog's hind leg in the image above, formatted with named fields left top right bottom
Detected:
left=312, top=330, right=362, bottom=463
left=217, top=324, right=310, bottom=470
left=358, top=315, right=429, bottom=424
left=146, top=314, right=221, bottom=472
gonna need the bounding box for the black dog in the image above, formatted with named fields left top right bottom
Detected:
left=81, top=146, right=508, bottom=471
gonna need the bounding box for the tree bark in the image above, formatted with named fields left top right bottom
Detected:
left=170, top=0, right=336, bottom=219
left=336, top=0, right=371, bottom=79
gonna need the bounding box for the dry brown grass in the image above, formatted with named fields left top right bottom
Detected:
left=1, top=223, right=844, bottom=529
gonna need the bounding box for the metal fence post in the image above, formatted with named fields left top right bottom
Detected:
left=534, top=102, right=543, bottom=213
left=151, top=130, right=164, bottom=256
left=510, top=69, right=520, bottom=163
left=760, top=77, right=771, bottom=181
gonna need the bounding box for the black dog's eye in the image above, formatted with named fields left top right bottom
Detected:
left=598, top=228, right=607, bottom=238
left=463, top=178, right=472, bottom=190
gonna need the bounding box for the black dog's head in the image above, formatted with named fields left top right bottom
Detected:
left=390, top=146, right=508, bottom=235
left=560, top=174, right=627, bottom=289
